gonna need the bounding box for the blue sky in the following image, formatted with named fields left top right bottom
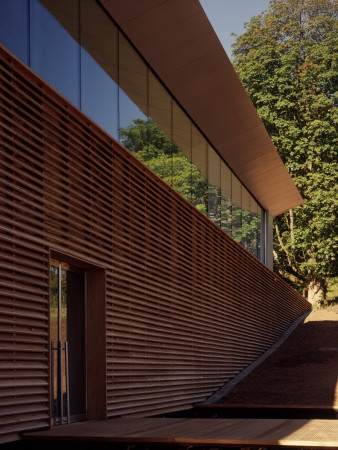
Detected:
left=200, top=0, right=270, bottom=58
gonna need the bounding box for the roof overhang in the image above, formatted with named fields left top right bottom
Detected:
left=99, top=0, right=303, bottom=216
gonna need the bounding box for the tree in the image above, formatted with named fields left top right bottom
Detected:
left=121, top=119, right=264, bottom=259
left=232, top=0, right=338, bottom=304
left=120, top=119, right=208, bottom=214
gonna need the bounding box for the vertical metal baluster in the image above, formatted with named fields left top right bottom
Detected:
left=59, top=340, right=63, bottom=424
left=55, top=344, right=59, bottom=423
left=58, top=262, right=63, bottom=425
left=65, top=341, right=70, bottom=424
left=58, top=263, right=63, bottom=424
left=51, top=341, right=56, bottom=425
left=58, top=263, right=62, bottom=347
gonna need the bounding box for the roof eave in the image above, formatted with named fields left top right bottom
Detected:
left=100, top=0, right=303, bottom=216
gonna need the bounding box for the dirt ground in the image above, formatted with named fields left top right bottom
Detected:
left=216, top=304, right=338, bottom=407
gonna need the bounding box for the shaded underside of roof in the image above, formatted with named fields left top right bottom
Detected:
left=100, top=0, right=303, bottom=216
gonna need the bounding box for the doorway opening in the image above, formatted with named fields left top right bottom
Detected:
left=50, top=259, right=86, bottom=425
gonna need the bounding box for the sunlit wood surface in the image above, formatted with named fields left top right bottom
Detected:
left=0, top=43, right=310, bottom=445
left=24, top=418, right=338, bottom=448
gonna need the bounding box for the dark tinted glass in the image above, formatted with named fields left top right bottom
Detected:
left=0, top=0, right=29, bottom=64
left=208, top=146, right=221, bottom=227
left=81, top=0, right=118, bottom=138
left=241, top=187, right=251, bottom=252
left=221, top=163, right=232, bottom=236
left=118, top=32, right=148, bottom=142
left=30, top=0, right=81, bottom=107
left=147, top=72, right=173, bottom=182
left=191, top=126, right=208, bottom=215
left=232, top=175, right=242, bottom=244
left=172, top=101, right=192, bottom=202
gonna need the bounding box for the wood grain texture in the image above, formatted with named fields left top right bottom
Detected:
left=87, top=268, right=107, bottom=420
left=24, top=417, right=338, bottom=448
left=0, top=44, right=310, bottom=443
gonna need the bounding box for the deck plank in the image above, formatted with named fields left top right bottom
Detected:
left=23, top=418, right=338, bottom=448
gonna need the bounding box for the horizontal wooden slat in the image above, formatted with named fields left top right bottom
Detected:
left=0, top=44, right=310, bottom=443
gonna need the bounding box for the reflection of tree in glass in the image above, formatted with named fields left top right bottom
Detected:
left=231, top=205, right=242, bottom=245
left=120, top=119, right=208, bottom=214
left=220, top=197, right=232, bottom=236
left=208, top=185, right=221, bottom=227
left=242, top=210, right=260, bottom=259
left=120, top=119, right=260, bottom=259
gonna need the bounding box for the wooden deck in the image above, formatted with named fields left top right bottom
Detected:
left=23, top=417, right=338, bottom=448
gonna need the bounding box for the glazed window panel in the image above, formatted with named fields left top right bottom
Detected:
left=118, top=32, right=148, bottom=144
left=221, top=162, right=232, bottom=236
left=191, top=126, right=208, bottom=216
left=232, top=175, right=242, bottom=244
left=172, top=101, right=192, bottom=202
left=1, top=0, right=266, bottom=262
left=249, top=196, right=260, bottom=259
left=258, top=207, right=264, bottom=261
left=241, top=187, right=252, bottom=252
left=30, top=0, right=81, bottom=107
left=0, top=0, right=29, bottom=64
left=147, top=72, right=173, bottom=183
left=208, top=147, right=221, bottom=227
left=80, top=0, right=119, bottom=139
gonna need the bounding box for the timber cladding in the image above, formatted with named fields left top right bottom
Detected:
left=0, top=45, right=310, bottom=442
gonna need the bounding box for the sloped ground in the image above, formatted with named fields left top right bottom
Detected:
left=216, top=304, right=338, bottom=407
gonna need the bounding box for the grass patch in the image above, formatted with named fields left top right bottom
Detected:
left=327, top=281, right=338, bottom=301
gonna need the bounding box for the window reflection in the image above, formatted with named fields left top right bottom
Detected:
left=251, top=198, right=260, bottom=259
left=148, top=73, right=172, bottom=142
left=232, top=175, right=242, bottom=244
left=120, top=118, right=175, bottom=185
left=221, top=163, right=232, bottom=236
left=81, top=0, right=119, bottom=139
left=30, top=0, right=81, bottom=107
left=148, top=73, right=173, bottom=182
left=118, top=33, right=148, bottom=134
left=191, top=127, right=208, bottom=215
left=172, top=102, right=192, bottom=203
left=0, top=0, right=29, bottom=64
left=0, top=0, right=265, bottom=260
left=241, top=187, right=251, bottom=252
left=258, top=207, right=263, bottom=260
left=208, top=147, right=221, bottom=227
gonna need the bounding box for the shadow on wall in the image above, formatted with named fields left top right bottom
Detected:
left=214, top=309, right=338, bottom=409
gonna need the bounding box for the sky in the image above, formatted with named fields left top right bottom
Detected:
left=200, top=0, right=271, bottom=58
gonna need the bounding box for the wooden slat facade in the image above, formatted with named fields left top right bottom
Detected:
left=0, top=45, right=311, bottom=444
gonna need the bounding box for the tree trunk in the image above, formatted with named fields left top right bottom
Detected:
left=307, top=278, right=325, bottom=306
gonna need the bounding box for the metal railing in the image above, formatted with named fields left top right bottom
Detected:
left=51, top=341, right=70, bottom=425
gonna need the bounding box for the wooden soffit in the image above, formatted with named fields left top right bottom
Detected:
left=99, top=0, right=303, bottom=216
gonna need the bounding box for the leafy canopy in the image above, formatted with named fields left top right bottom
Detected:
left=232, top=0, right=338, bottom=303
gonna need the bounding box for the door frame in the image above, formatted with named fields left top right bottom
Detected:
left=49, top=250, right=107, bottom=424
left=50, top=258, right=87, bottom=424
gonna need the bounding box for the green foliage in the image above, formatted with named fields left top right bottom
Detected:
left=120, top=119, right=262, bottom=259
left=120, top=119, right=208, bottom=214
left=120, top=119, right=177, bottom=161
left=232, top=0, right=338, bottom=303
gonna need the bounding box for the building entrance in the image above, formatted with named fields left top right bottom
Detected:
left=50, top=260, right=87, bottom=425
